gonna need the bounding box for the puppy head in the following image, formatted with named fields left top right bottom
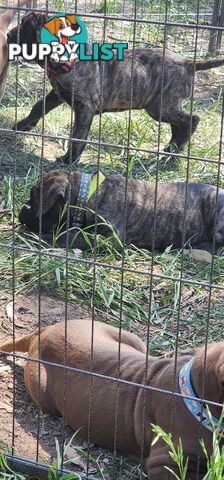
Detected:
left=202, top=189, right=224, bottom=244
left=7, top=12, right=46, bottom=50
left=19, top=201, right=39, bottom=233
left=19, top=171, right=71, bottom=233
left=215, top=346, right=224, bottom=403
left=201, top=189, right=216, bottom=232
left=195, top=342, right=224, bottom=404
left=207, top=343, right=224, bottom=404
left=215, top=206, right=224, bottom=245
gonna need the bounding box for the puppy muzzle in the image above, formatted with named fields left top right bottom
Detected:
left=19, top=202, right=60, bottom=234
left=19, top=203, right=39, bottom=232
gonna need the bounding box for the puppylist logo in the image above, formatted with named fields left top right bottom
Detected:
left=8, top=13, right=128, bottom=63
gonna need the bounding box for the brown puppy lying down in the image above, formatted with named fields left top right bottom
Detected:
left=19, top=170, right=224, bottom=252
left=7, top=12, right=224, bottom=163
left=0, top=320, right=223, bottom=479
left=0, top=0, right=28, bottom=101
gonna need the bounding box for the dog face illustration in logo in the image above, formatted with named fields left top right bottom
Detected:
left=43, top=15, right=82, bottom=62
left=44, top=15, right=81, bottom=45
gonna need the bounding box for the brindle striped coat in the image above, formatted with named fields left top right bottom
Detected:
left=19, top=170, right=224, bottom=252
left=7, top=12, right=224, bottom=163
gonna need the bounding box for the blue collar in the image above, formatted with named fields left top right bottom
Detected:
left=179, top=359, right=224, bottom=435
left=71, top=173, right=92, bottom=229
left=71, top=172, right=105, bottom=229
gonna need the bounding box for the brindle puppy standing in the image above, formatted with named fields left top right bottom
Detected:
left=19, top=170, right=224, bottom=252
left=7, top=13, right=224, bottom=163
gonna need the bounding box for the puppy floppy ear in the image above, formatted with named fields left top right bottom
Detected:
left=36, top=177, right=70, bottom=217
left=65, top=15, right=80, bottom=30
left=44, top=18, right=58, bottom=36
left=201, top=190, right=217, bottom=230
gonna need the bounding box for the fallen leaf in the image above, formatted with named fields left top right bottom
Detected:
left=0, top=365, right=11, bottom=375
left=164, top=244, right=173, bottom=253
left=65, top=446, right=97, bottom=473
left=153, top=282, right=167, bottom=292
left=5, top=301, right=18, bottom=323
left=40, top=430, right=49, bottom=436
left=15, top=319, right=25, bottom=328
left=180, top=287, right=194, bottom=304
left=183, top=249, right=212, bottom=263
left=81, top=440, right=95, bottom=449
left=17, top=307, right=29, bottom=314
left=0, top=401, right=13, bottom=413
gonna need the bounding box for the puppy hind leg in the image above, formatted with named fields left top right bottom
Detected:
left=24, top=360, right=58, bottom=416
left=167, top=123, right=181, bottom=151
left=120, top=330, right=146, bottom=354
left=15, top=89, right=62, bottom=131
left=145, top=103, right=199, bottom=153
left=165, top=112, right=200, bottom=152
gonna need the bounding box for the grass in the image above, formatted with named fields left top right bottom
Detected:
left=1, top=44, right=224, bottom=353
left=0, top=434, right=143, bottom=480
left=152, top=410, right=224, bottom=479
left=0, top=207, right=224, bottom=353
left=0, top=0, right=224, bottom=477
left=1, top=415, right=224, bottom=480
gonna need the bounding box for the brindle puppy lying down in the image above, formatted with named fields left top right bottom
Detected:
left=19, top=170, right=224, bottom=251
left=0, top=320, right=223, bottom=479
left=19, top=170, right=224, bottom=252
left=7, top=12, right=224, bottom=163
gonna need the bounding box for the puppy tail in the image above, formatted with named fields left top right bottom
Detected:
left=189, top=57, right=224, bottom=71
left=0, top=331, right=37, bottom=353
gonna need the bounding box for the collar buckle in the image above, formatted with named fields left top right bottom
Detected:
left=71, top=173, right=92, bottom=230
left=179, top=359, right=224, bottom=436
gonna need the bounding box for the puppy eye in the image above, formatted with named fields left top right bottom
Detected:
left=66, top=21, right=70, bottom=26
left=59, top=23, right=64, bottom=28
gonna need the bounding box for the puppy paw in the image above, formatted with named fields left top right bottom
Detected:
left=14, top=121, right=32, bottom=132
left=19, top=204, right=39, bottom=232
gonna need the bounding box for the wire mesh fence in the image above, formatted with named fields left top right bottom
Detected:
left=0, top=0, right=224, bottom=479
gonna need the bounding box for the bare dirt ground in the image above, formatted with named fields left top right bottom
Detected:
left=0, top=292, right=90, bottom=463
left=0, top=291, right=141, bottom=478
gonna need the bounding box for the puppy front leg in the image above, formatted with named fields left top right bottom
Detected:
left=144, top=442, right=179, bottom=480
left=145, top=447, right=205, bottom=480
left=57, top=103, right=94, bottom=164
left=14, top=89, right=62, bottom=131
